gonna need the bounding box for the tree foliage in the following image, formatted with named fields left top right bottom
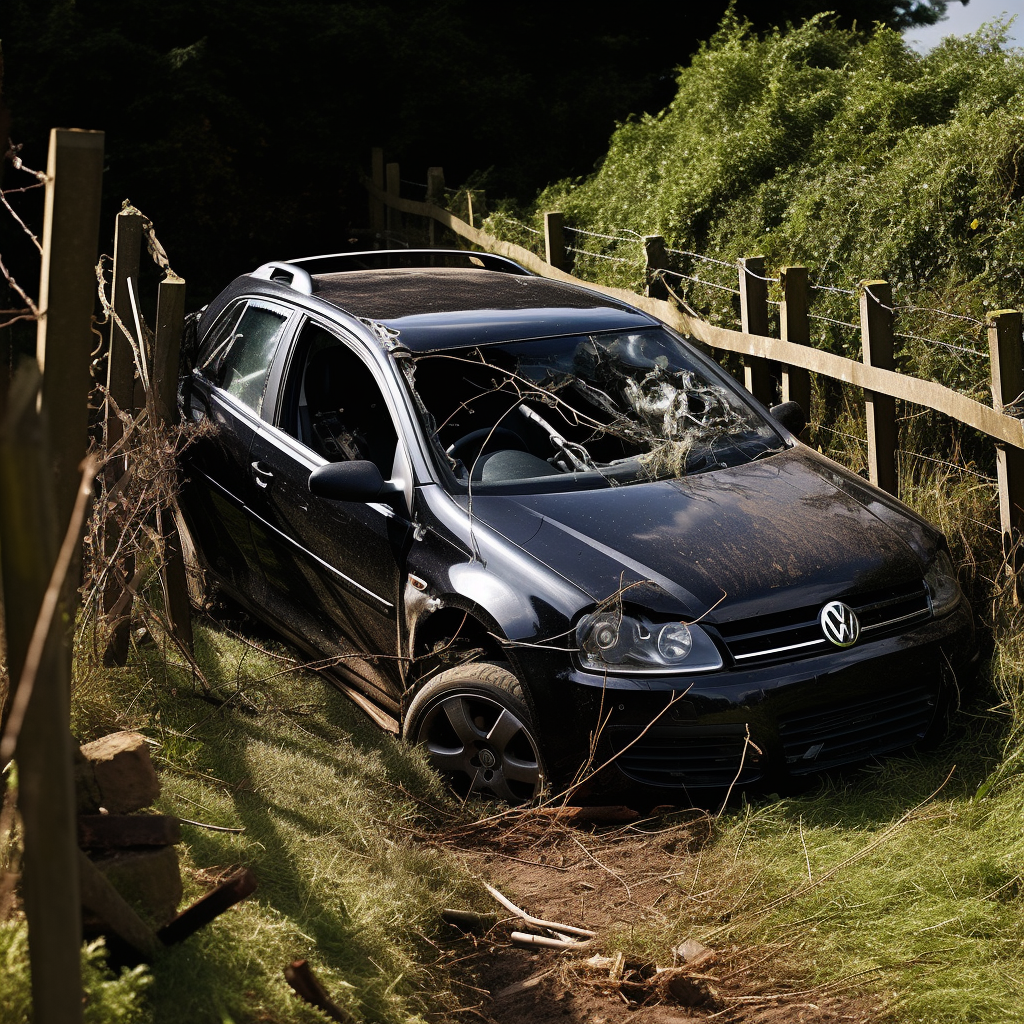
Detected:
left=0, top=0, right=972, bottom=302
left=526, top=13, right=1022, bottom=392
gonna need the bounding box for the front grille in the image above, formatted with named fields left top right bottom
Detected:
left=608, top=725, right=763, bottom=789
left=778, top=684, right=937, bottom=774
left=715, top=581, right=931, bottom=666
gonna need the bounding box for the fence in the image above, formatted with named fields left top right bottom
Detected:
left=0, top=130, right=195, bottom=1024
left=364, top=151, right=1024, bottom=569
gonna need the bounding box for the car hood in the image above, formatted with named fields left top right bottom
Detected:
left=464, top=447, right=937, bottom=623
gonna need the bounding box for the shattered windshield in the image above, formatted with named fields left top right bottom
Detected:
left=406, top=327, right=785, bottom=493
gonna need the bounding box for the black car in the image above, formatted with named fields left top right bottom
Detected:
left=177, top=249, right=975, bottom=803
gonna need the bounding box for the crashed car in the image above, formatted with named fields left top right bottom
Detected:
left=177, top=249, right=975, bottom=803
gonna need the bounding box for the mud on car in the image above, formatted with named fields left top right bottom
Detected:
left=176, top=249, right=975, bottom=804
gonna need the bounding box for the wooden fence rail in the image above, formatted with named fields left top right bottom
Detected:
left=363, top=158, right=1024, bottom=559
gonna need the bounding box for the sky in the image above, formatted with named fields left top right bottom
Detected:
left=904, top=0, right=1023, bottom=50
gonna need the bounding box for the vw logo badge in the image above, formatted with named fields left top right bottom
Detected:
left=820, top=601, right=860, bottom=648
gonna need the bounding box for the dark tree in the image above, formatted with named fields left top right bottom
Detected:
left=0, top=0, right=968, bottom=299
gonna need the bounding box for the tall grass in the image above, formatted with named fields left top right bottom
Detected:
left=7, top=617, right=480, bottom=1024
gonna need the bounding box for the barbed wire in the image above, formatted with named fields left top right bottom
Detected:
left=808, top=312, right=860, bottom=332
left=489, top=214, right=543, bottom=236
left=741, top=267, right=780, bottom=284
left=810, top=281, right=857, bottom=296
left=5, top=142, right=47, bottom=183
left=657, top=268, right=741, bottom=295
left=564, top=225, right=643, bottom=243
left=566, top=245, right=633, bottom=264
left=895, top=304, right=987, bottom=327
left=664, top=247, right=736, bottom=270
left=895, top=330, right=986, bottom=358
left=897, top=448, right=997, bottom=483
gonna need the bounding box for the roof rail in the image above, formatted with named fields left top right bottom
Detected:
left=250, top=261, right=315, bottom=294
left=286, top=249, right=532, bottom=277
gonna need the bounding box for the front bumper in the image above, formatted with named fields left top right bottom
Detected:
left=535, top=599, right=975, bottom=796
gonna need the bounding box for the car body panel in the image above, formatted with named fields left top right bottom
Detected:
left=177, top=251, right=976, bottom=799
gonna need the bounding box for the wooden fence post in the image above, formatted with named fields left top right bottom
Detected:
left=465, top=190, right=475, bottom=229
left=37, top=129, right=105, bottom=533
left=739, top=257, right=773, bottom=406
left=0, top=365, right=82, bottom=1024
left=859, top=280, right=897, bottom=495
left=426, top=167, right=445, bottom=246
left=385, top=162, right=401, bottom=237
left=20, top=125, right=104, bottom=1024
left=545, top=212, right=566, bottom=272
left=780, top=266, right=811, bottom=420
left=369, top=148, right=385, bottom=236
left=644, top=235, right=668, bottom=301
left=153, top=274, right=194, bottom=650
left=102, top=210, right=143, bottom=665
left=987, top=309, right=1024, bottom=590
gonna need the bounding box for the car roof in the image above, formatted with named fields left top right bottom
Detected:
left=309, top=268, right=659, bottom=351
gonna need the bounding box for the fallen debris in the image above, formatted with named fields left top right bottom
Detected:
left=510, top=931, right=592, bottom=951
left=284, top=959, right=354, bottom=1023
left=482, top=880, right=596, bottom=941
left=157, top=866, right=257, bottom=946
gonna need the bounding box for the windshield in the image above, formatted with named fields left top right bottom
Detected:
left=405, top=327, right=784, bottom=493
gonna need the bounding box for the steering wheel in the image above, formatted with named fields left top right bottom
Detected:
left=446, top=426, right=529, bottom=465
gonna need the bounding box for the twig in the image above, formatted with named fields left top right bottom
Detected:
left=0, top=455, right=98, bottom=763
left=481, top=880, right=596, bottom=939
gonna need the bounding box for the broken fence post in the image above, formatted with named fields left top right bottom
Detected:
left=780, top=265, right=811, bottom=426
left=738, top=256, right=774, bottom=407
left=545, top=212, right=567, bottom=272
left=988, top=309, right=1024, bottom=598
left=156, top=866, right=257, bottom=946
left=644, top=235, right=668, bottom=301
left=102, top=209, right=143, bottom=666
left=152, top=273, right=194, bottom=650
left=859, top=280, right=898, bottom=496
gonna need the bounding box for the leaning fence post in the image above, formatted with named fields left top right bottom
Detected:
left=644, top=235, right=668, bottom=300
left=739, top=257, right=773, bottom=406
left=988, top=309, right=1024, bottom=592
left=369, top=148, right=385, bottom=236
left=102, top=209, right=143, bottom=665
left=385, top=162, right=401, bottom=237
left=426, top=167, right=445, bottom=246
left=545, top=212, right=567, bottom=272
left=24, top=125, right=104, bottom=1024
left=152, top=274, right=194, bottom=650
left=859, top=280, right=897, bottom=495
left=780, top=266, right=811, bottom=422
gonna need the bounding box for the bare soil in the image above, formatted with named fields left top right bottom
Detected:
left=428, top=807, right=880, bottom=1024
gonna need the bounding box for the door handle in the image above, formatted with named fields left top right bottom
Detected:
left=251, top=461, right=274, bottom=488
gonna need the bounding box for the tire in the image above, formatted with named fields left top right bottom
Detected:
left=404, top=662, right=544, bottom=803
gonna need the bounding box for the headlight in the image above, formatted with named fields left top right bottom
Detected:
left=575, top=609, right=723, bottom=675
left=925, top=550, right=961, bottom=618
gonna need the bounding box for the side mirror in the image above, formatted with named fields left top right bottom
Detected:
left=770, top=400, right=806, bottom=437
left=309, top=460, right=399, bottom=502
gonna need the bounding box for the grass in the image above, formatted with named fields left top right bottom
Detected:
left=11, top=613, right=484, bottom=1024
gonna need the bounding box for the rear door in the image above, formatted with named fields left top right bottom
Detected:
left=180, top=297, right=294, bottom=598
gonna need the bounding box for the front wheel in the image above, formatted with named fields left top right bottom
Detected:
left=404, top=663, right=544, bottom=803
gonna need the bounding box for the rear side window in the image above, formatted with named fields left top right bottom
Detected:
left=196, top=300, right=289, bottom=413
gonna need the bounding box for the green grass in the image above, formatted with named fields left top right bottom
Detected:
left=54, top=616, right=481, bottom=1024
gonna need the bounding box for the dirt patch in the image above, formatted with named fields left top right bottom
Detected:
left=428, top=808, right=881, bottom=1024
